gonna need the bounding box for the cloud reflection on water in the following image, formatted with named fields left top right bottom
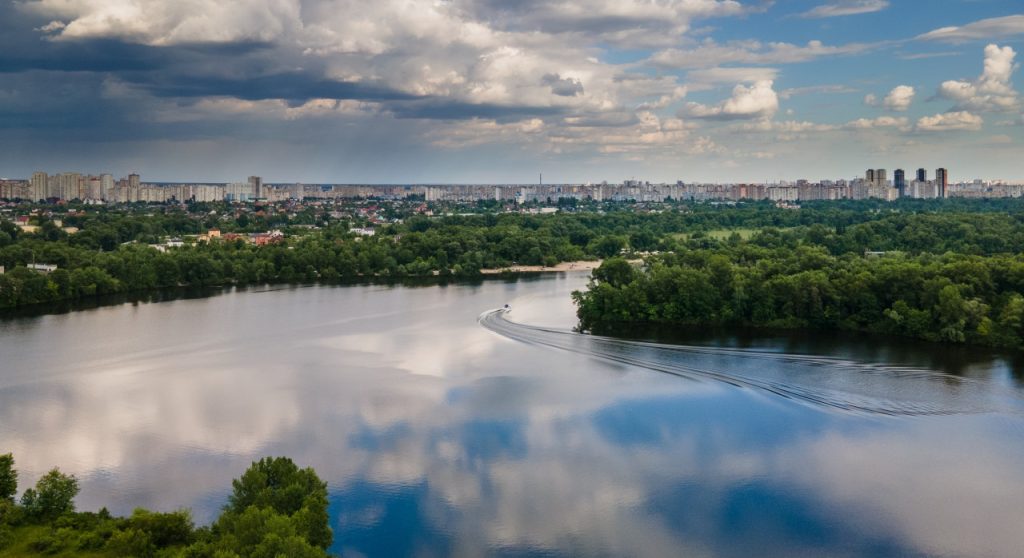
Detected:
left=0, top=275, right=1023, bottom=556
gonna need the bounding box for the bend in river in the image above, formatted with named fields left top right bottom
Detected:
left=2, top=273, right=1024, bottom=557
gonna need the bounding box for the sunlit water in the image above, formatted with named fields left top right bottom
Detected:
left=3, top=274, right=1024, bottom=557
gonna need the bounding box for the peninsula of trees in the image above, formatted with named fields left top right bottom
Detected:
left=573, top=210, right=1024, bottom=349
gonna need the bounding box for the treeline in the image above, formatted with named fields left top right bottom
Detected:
left=0, top=218, right=607, bottom=308
left=0, top=453, right=333, bottom=557
left=5, top=199, right=1024, bottom=311
left=575, top=248, right=1024, bottom=348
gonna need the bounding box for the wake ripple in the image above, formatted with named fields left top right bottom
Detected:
left=479, top=309, right=1024, bottom=417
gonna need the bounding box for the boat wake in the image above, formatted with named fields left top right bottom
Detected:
left=479, top=309, right=1024, bottom=417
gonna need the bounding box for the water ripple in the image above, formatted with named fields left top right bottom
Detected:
left=479, top=309, right=1024, bottom=417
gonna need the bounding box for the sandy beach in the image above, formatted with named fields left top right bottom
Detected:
left=479, top=260, right=601, bottom=274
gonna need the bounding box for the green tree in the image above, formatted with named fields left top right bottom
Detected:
left=588, top=235, right=626, bottom=258
left=20, top=468, right=79, bottom=521
left=592, top=257, right=636, bottom=288
left=0, top=453, right=15, bottom=503
left=216, top=457, right=332, bottom=552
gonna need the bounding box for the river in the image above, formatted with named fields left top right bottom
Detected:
left=2, top=273, right=1024, bottom=557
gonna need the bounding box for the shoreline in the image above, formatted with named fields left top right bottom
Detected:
left=0, top=270, right=597, bottom=320
left=479, top=260, right=601, bottom=274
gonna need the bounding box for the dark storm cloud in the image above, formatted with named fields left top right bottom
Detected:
left=132, top=72, right=418, bottom=103
left=542, top=73, right=584, bottom=97
left=0, top=12, right=370, bottom=141
left=0, top=1, right=542, bottom=127
left=0, top=38, right=177, bottom=73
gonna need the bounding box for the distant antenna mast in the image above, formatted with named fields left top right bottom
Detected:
left=539, top=172, right=542, bottom=186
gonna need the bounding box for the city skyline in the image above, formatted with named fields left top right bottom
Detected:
left=0, top=164, right=1008, bottom=186
left=1, top=1, right=1022, bottom=183
left=8, top=165, right=1023, bottom=204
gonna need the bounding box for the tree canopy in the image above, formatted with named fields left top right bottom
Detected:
left=0, top=455, right=333, bottom=558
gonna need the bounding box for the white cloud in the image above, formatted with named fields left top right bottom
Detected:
left=864, top=93, right=878, bottom=106
left=883, top=85, right=915, bottom=111
left=914, top=111, right=983, bottom=132
left=12, top=0, right=1010, bottom=169
left=685, top=80, right=779, bottom=120
left=778, top=84, right=857, bottom=100
left=16, top=0, right=720, bottom=145
left=24, top=0, right=303, bottom=45
left=844, top=116, right=910, bottom=130
left=461, top=0, right=748, bottom=49
left=35, top=20, right=66, bottom=32
left=648, top=39, right=876, bottom=69
left=897, top=51, right=962, bottom=61
left=800, top=0, right=889, bottom=19
left=735, top=115, right=909, bottom=134
left=22, top=0, right=749, bottom=49
left=918, top=15, right=1024, bottom=43
left=736, top=120, right=837, bottom=133
left=937, top=44, right=1019, bottom=112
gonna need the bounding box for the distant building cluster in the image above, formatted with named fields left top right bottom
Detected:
left=2, top=168, right=1023, bottom=204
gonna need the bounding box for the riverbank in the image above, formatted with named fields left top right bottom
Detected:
left=479, top=260, right=601, bottom=274
left=0, top=271, right=594, bottom=320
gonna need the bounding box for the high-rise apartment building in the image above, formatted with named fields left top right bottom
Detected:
left=875, top=169, right=887, bottom=186
left=936, top=168, right=948, bottom=198
left=101, top=174, right=115, bottom=201
left=866, top=169, right=875, bottom=183
left=87, top=176, right=103, bottom=200
left=894, top=169, right=906, bottom=197
left=30, top=171, right=48, bottom=201
left=916, top=168, right=927, bottom=182
left=128, top=173, right=141, bottom=203
left=248, top=176, right=263, bottom=199
left=56, top=172, right=81, bottom=201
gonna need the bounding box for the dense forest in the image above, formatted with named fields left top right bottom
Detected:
left=4, top=199, right=1024, bottom=350
left=573, top=222, right=1024, bottom=349
left=0, top=453, right=333, bottom=557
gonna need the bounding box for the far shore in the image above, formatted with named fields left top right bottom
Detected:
left=479, top=260, right=601, bottom=274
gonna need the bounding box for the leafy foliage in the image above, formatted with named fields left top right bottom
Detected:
left=0, top=455, right=15, bottom=504
left=20, top=469, right=78, bottom=522
left=575, top=244, right=1024, bottom=349
left=0, top=455, right=332, bottom=557
left=2, top=198, right=1024, bottom=309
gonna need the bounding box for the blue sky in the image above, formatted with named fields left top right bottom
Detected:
left=0, top=0, right=1022, bottom=183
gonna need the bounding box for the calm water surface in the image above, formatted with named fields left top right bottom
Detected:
left=2, top=274, right=1024, bottom=557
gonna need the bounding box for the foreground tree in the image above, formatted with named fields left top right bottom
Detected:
left=0, top=453, right=15, bottom=503
left=20, top=468, right=79, bottom=521
left=187, top=456, right=333, bottom=557
left=0, top=454, right=335, bottom=556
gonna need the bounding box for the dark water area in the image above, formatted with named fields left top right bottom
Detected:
left=0, top=274, right=541, bottom=322
left=2, top=273, right=1024, bottom=557
left=596, top=322, right=1024, bottom=384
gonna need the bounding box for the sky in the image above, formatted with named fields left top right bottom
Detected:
left=0, top=0, right=1022, bottom=184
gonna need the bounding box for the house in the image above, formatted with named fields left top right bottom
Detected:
left=28, top=263, right=58, bottom=274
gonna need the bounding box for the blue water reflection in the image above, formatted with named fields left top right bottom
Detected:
left=1, top=274, right=1023, bottom=557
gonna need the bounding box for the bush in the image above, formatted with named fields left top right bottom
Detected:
left=0, top=499, right=25, bottom=526
left=105, top=527, right=156, bottom=558
left=128, top=508, right=194, bottom=547
left=0, top=524, right=13, bottom=550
